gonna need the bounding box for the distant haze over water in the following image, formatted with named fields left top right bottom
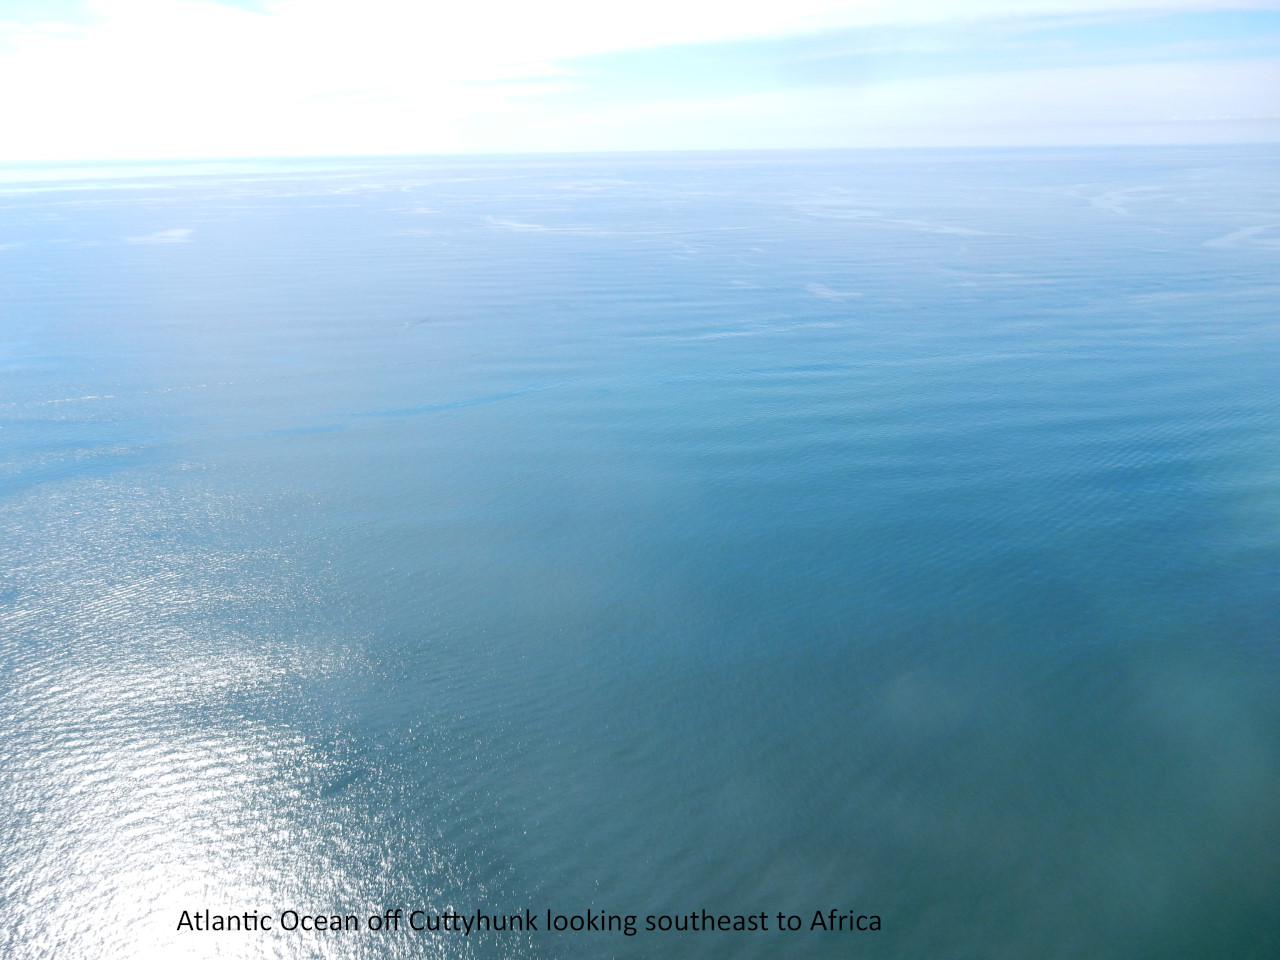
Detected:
left=1, top=147, right=1278, bottom=959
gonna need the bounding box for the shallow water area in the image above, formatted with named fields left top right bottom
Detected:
left=2, top=147, right=1279, bottom=959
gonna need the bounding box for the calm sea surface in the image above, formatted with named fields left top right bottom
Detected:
left=2, top=149, right=1279, bottom=959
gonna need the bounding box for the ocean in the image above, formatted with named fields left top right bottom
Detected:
left=2, top=147, right=1278, bottom=959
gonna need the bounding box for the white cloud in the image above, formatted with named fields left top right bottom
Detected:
left=0, top=1, right=1278, bottom=159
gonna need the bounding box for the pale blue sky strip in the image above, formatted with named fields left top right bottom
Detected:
left=554, top=11, right=1280, bottom=102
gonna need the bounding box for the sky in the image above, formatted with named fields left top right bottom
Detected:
left=0, top=0, right=1278, bottom=160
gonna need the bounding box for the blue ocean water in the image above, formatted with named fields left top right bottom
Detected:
left=1, top=148, right=1278, bottom=959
